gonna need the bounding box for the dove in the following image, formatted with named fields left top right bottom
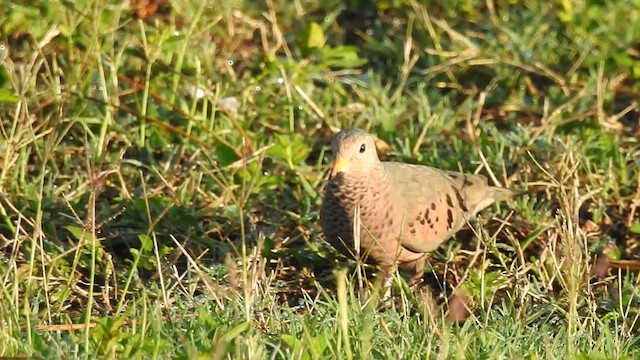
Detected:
left=320, top=128, right=522, bottom=285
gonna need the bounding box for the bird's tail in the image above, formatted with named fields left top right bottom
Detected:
left=489, top=187, right=527, bottom=202
left=470, top=186, right=526, bottom=214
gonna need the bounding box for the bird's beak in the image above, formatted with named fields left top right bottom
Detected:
left=329, top=158, right=348, bottom=179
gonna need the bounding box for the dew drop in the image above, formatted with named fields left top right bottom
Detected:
left=277, top=77, right=284, bottom=84
left=255, top=85, right=261, bottom=91
left=173, top=31, right=180, bottom=36
left=366, top=29, right=373, bottom=36
left=0, top=45, right=5, bottom=51
left=269, top=103, right=274, bottom=108
left=324, top=16, right=330, bottom=22
left=250, top=110, right=257, bottom=116
left=297, top=105, right=303, bottom=110
left=227, top=60, right=234, bottom=66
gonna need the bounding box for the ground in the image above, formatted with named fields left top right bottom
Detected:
left=1, top=0, right=640, bottom=358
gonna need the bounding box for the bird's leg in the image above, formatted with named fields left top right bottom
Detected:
left=408, top=257, right=426, bottom=287
left=380, top=264, right=395, bottom=301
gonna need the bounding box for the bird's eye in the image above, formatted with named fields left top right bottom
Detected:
left=359, top=144, right=366, bottom=153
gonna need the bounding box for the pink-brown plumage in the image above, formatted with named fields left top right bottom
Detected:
left=320, top=128, right=521, bottom=284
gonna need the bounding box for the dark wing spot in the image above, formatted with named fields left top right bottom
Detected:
left=408, top=221, right=415, bottom=228
left=430, top=203, right=436, bottom=210
left=463, top=175, right=473, bottom=187
left=447, top=208, right=454, bottom=229
left=410, top=228, right=416, bottom=234
left=449, top=173, right=459, bottom=179
left=455, top=189, right=468, bottom=212
left=420, top=219, right=425, bottom=225
left=429, top=223, right=434, bottom=229
left=446, top=194, right=453, bottom=207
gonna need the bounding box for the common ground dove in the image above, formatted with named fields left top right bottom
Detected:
left=320, top=128, right=522, bottom=285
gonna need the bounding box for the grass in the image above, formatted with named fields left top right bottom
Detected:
left=1, top=0, right=640, bottom=358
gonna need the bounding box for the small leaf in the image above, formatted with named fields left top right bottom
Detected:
left=0, top=66, right=9, bottom=86
left=137, top=234, right=152, bottom=252
left=308, top=334, right=329, bottom=357
left=297, top=22, right=326, bottom=54
left=629, top=223, right=640, bottom=234
left=220, top=322, right=250, bottom=342
left=320, top=46, right=367, bottom=68
left=281, top=334, right=307, bottom=359
left=216, top=143, right=239, bottom=167
left=306, top=22, right=325, bottom=49
left=267, top=133, right=310, bottom=168
left=65, top=225, right=88, bottom=241
left=280, top=334, right=301, bottom=349
left=0, top=89, right=19, bottom=103
left=297, top=173, right=316, bottom=198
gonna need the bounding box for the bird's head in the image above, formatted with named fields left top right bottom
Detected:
left=329, top=128, right=381, bottom=179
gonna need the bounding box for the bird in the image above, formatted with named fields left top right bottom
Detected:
left=320, top=128, right=522, bottom=286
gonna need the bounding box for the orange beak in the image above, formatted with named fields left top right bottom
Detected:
left=329, top=158, right=348, bottom=179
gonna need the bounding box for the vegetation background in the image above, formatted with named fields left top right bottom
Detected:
left=1, top=0, right=640, bottom=358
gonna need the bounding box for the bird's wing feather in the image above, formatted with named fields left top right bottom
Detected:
left=382, top=162, right=492, bottom=253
